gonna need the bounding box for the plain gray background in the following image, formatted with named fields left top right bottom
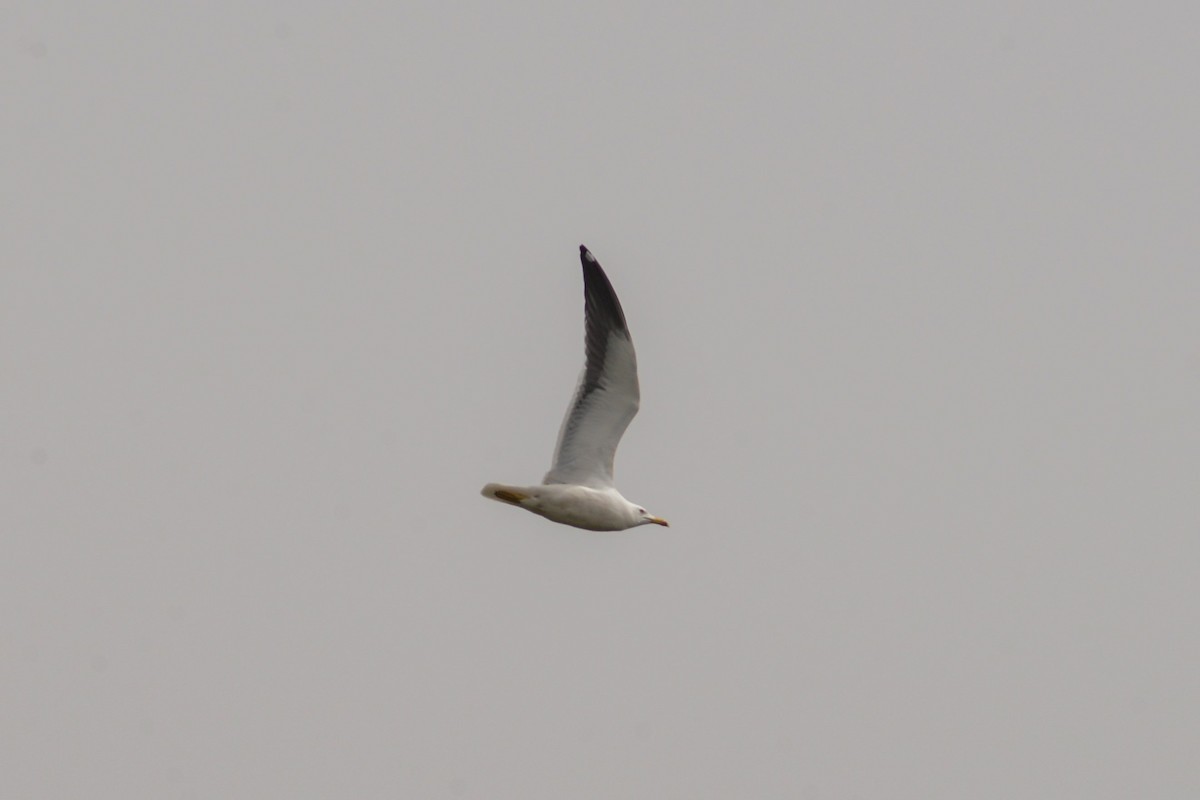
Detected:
left=4, top=3, right=1197, bottom=798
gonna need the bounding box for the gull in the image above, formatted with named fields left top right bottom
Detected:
left=482, top=245, right=669, bottom=531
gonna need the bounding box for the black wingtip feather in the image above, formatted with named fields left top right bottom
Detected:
left=578, top=245, right=628, bottom=334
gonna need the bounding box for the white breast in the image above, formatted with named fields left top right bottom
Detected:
left=527, top=484, right=637, bottom=531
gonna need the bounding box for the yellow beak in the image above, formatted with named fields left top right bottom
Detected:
left=648, top=516, right=670, bottom=527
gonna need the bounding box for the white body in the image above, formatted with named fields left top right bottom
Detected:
left=481, top=483, right=652, bottom=532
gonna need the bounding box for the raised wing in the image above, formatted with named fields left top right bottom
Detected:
left=543, top=246, right=640, bottom=489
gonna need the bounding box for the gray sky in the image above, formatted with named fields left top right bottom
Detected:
left=4, top=3, right=1197, bottom=798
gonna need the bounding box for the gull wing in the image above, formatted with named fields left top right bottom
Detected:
left=543, top=246, right=640, bottom=489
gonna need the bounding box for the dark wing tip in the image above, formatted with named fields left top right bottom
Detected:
left=577, top=245, right=629, bottom=335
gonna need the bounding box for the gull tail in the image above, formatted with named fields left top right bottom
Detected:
left=481, top=483, right=531, bottom=506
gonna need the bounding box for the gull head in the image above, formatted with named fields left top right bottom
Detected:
left=633, top=505, right=670, bottom=527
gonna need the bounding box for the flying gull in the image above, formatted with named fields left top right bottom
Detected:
left=482, top=245, right=669, bottom=531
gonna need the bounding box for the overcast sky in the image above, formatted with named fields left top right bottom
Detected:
left=4, top=3, right=1197, bottom=798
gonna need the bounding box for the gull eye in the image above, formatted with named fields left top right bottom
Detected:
left=638, top=508, right=646, bottom=514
